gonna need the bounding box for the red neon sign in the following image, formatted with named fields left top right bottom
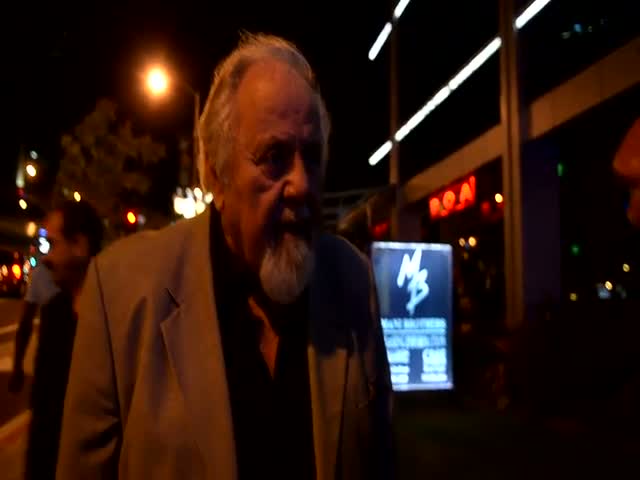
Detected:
left=429, top=175, right=476, bottom=220
left=372, top=221, right=390, bottom=239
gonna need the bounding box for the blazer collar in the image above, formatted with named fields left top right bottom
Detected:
left=160, top=209, right=238, bottom=479
left=308, top=236, right=350, bottom=480
left=161, top=212, right=348, bottom=480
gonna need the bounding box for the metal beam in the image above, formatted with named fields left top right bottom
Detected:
left=499, top=0, right=525, bottom=330
left=402, top=125, right=504, bottom=204
left=528, top=35, right=640, bottom=140
left=400, top=35, right=640, bottom=204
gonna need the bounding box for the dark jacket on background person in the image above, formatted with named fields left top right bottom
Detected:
left=26, top=292, right=76, bottom=480
left=56, top=209, right=394, bottom=480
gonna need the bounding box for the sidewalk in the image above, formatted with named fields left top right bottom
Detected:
left=0, top=411, right=29, bottom=480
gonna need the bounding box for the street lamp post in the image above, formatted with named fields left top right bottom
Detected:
left=144, top=66, right=207, bottom=218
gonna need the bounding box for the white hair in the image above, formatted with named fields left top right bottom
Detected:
left=198, top=33, right=331, bottom=191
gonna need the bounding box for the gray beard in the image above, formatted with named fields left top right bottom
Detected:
left=259, top=235, right=315, bottom=304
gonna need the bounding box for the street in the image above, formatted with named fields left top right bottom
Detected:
left=0, top=297, right=36, bottom=480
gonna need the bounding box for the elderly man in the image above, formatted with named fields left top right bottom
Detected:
left=57, top=34, right=394, bottom=480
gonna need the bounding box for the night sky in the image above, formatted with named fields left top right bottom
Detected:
left=3, top=0, right=393, bottom=200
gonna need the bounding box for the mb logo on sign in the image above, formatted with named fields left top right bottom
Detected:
left=396, top=248, right=430, bottom=316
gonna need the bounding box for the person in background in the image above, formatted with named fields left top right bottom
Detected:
left=57, top=34, right=394, bottom=480
left=21, top=200, right=103, bottom=480
left=613, top=118, right=640, bottom=228
left=9, top=262, right=60, bottom=394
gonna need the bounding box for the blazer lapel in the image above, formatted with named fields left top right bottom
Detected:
left=308, top=242, right=349, bottom=480
left=160, top=210, right=237, bottom=480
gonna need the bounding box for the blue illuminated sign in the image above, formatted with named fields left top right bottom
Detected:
left=372, top=241, right=453, bottom=391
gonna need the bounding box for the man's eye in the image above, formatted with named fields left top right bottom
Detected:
left=263, top=148, right=285, bottom=166
left=258, top=145, right=290, bottom=177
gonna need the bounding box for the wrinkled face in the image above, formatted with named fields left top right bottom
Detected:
left=613, top=120, right=640, bottom=228
left=211, top=60, right=325, bottom=304
left=42, top=211, right=90, bottom=289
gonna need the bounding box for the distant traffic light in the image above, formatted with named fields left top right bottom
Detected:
left=126, top=211, right=137, bottom=225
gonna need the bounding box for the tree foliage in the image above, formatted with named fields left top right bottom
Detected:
left=55, top=99, right=166, bottom=233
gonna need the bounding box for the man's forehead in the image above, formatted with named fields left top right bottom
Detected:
left=235, top=60, right=322, bottom=133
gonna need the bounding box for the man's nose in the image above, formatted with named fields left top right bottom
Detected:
left=284, top=151, right=311, bottom=200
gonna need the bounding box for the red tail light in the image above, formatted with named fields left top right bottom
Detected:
left=12, top=264, right=22, bottom=280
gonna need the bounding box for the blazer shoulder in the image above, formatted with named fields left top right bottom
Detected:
left=94, top=219, right=194, bottom=280
left=318, top=233, right=371, bottom=281
left=317, top=233, right=373, bottom=306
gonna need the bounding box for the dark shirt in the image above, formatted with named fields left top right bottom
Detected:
left=27, top=291, right=77, bottom=480
left=210, top=211, right=316, bottom=480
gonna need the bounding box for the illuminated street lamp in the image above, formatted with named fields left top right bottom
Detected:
left=143, top=63, right=207, bottom=219
left=145, top=66, right=170, bottom=97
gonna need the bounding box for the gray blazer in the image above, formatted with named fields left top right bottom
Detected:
left=56, top=210, right=394, bottom=480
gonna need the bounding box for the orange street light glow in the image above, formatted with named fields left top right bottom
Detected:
left=126, top=211, right=137, bottom=225
left=146, top=67, right=169, bottom=96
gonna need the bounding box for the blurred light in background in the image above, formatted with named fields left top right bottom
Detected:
left=622, top=263, right=630, bottom=273
left=73, top=191, right=81, bottom=202
left=26, top=222, right=37, bottom=237
left=12, top=264, right=22, bottom=280
left=19, top=199, right=27, bottom=210
left=515, top=0, right=552, bottom=30
left=393, top=0, right=411, bottom=19
left=570, top=243, right=581, bottom=256
left=26, top=164, right=37, bottom=178
left=29, top=150, right=38, bottom=160
left=126, top=211, right=137, bottom=225
left=569, top=292, right=578, bottom=301
left=495, top=193, right=504, bottom=204
left=368, top=0, right=413, bottom=61
left=604, top=281, right=613, bottom=291
left=38, top=237, right=50, bottom=254
left=468, top=236, right=477, bottom=248
left=173, top=187, right=211, bottom=219
left=368, top=22, right=392, bottom=61
left=368, top=141, right=392, bottom=166
left=368, top=0, right=555, bottom=166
